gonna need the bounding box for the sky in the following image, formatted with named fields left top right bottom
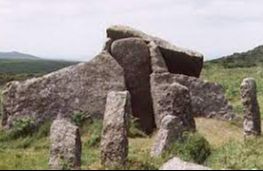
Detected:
left=1, top=0, right=263, bottom=61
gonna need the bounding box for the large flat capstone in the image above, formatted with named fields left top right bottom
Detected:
left=107, top=25, right=203, bottom=77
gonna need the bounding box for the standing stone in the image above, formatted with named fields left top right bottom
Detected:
left=111, top=37, right=155, bottom=134
left=150, top=76, right=196, bottom=131
left=241, top=78, right=261, bottom=137
left=101, top=91, right=131, bottom=168
left=151, top=115, right=182, bottom=157
left=49, top=119, right=81, bottom=170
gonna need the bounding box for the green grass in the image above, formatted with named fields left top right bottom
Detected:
left=0, top=119, right=163, bottom=170
left=0, top=87, right=3, bottom=118
left=0, top=126, right=50, bottom=170
left=206, top=138, right=263, bottom=170
left=202, top=64, right=263, bottom=115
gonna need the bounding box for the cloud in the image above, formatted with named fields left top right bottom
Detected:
left=1, top=0, right=263, bottom=60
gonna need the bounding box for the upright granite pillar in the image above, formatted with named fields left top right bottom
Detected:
left=49, top=118, right=82, bottom=170
left=101, top=91, right=131, bottom=168
left=111, top=38, right=155, bottom=134
left=241, top=78, right=261, bottom=137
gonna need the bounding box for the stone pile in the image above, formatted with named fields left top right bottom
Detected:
left=1, top=25, right=235, bottom=135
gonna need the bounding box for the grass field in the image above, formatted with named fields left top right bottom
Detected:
left=0, top=117, right=259, bottom=170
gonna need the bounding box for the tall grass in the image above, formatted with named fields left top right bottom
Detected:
left=202, top=64, right=263, bottom=115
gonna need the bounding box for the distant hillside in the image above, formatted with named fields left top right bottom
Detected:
left=0, top=51, right=79, bottom=85
left=208, top=45, right=263, bottom=68
left=0, top=58, right=78, bottom=74
left=0, top=51, right=40, bottom=60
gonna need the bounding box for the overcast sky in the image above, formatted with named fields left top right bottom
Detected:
left=1, top=0, right=263, bottom=61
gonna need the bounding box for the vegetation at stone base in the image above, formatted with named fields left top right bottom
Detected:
left=196, top=118, right=263, bottom=170
left=0, top=87, right=3, bottom=117
left=128, top=116, right=147, bottom=138
left=2, top=116, right=263, bottom=170
left=202, top=64, right=263, bottom=115
left=0, top=117, right=213, bottom=170
left=206, top=139, right=263, bottom=170
left=2, top=51, right=263, bottom=169
left=163, top=133, right=211, bottom=164
left=71, top=112, right=89, bottom=127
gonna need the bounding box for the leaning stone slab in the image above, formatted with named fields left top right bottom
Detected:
left=160, top=157, right=211, bottom=170
left=241, top=78, right=261, bottom=137
left=101, top=91, right=131, bottom=168
left=148, top=41, right=168, bottom=73
left=49, top=119, right=81, bottom=170
left=151, top=115, right=183, bottom=157
left=107, top=25, right=203, bottom=77
left=2, top=51, right=126, bottom=128
left=111, top=38, right=155, bottom=134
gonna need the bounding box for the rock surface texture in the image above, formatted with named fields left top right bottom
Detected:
left=107, top=25, right=204, bottom=77
left=2, top=51, right=126, bottom=128
left=151, top=115, right=183, bottom=157
left=101, top=91, right=131, bottom=168
left=111, top=38, right=155, bottom=133
left=49, top=119, right=81, bottom=170
left=241, top=78, right=261, bottom=137
left=160, top=157, right=211, bottom=170
left=150, top=76, right=196, bottom=129
left=151, top=72, right=235, bottom=126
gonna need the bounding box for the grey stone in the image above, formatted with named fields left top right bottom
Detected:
left=148, top=41, right=168, bottom=73
left=2, top=51, right=126, bottom=128
left=151, top=115, right=183, bottom=157
left=101, top=91, right=131, bottom=168
left=49, top=119, right=81, bottom=170
left=151, top=72, right=235, bottom=127
left=160, top=157, right=211, bottom=170
left=107, top=25, right=203, bottom=77
left=103, top=38, right=113, bottom=53
left=111, top=38, right=155, bottom=134
left=150, top=74, right=196, bottom=130
left=241, top=78, right=261, bottom=137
